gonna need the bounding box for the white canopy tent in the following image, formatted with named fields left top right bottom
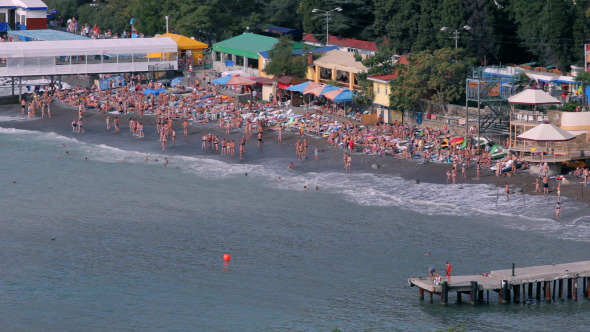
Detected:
left=0, top=38, right=178, bottom=77
left=0, top=38, right=178, bottom=58
left=517, top=123, right=576, bottom=141
left=508, top=87, right=562, bottom=105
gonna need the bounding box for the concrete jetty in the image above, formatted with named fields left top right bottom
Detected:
left=408, top=260, right=590, bottom=305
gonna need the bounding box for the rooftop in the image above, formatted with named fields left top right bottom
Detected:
left=303, top=34, right=377, bottom=52
left=213, top=33, right=279, bottom=59
left=0, top=0, right=47, bottom=10
left=367, top=55, right=409, bottom=83
left=313, top=49, right=368, bottom=73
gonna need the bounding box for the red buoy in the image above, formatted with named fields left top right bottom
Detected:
left=223, top=254, right=231, bottom=262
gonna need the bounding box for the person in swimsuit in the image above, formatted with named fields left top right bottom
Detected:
left=555, top=202, right=561, bottom=219
left=543, top=175, right=549, bottom=194
left=257, top=131, right=263, bottom=147
left=505, top=182, right=510, bottom=200
left=72, top=119, right=77, bottom=132
left=106, top=116, right=111, bottom=130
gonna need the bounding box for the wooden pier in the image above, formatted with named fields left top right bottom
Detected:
left=408, top=261, right=590, bottom=305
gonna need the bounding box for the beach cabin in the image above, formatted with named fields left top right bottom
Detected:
left=0, top=0, right=48, bottom=32
left=212, top=33, right=280, bottom=77
left=307, top=49, right=367, bottom=90
left=367, top=55, right=409, bottom=123
left=302, top=34, right=377, bottom=56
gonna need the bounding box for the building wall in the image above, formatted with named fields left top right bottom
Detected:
left=555, top=111, right=590, bottom=131
left=26, top=17, right=47, bottom=30
left=372, top=81, right=389, bottom=107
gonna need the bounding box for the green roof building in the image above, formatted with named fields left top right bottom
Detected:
left=212, top=33, right=305, bottom=77
left=213, top=33, right=278, bottom=59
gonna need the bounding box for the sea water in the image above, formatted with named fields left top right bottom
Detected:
left=1, top=124, right=590, bottom=331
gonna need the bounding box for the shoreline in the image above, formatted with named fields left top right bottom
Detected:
left=1, top=82, right=588, bottom=213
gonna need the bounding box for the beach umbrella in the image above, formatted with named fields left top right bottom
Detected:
left=508, top=87, right=561, bottom=105
left=170, top=77, right=183, bottom=87
left=517, top=123, right=576, bottom=141
left=323, top=88, right=354, bottom=102
left=212, top=74, right=232, bottom=85
left=225, top=75, right=256, bottom=86
left=286, top=81, right=312, bottom=93
left=303, top=83, right=339, bottom=96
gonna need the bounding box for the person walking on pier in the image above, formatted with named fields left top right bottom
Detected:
left=445, top=262, right=452, bottom=284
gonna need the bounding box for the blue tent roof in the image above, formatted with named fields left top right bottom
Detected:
left=212, top=75, right=232, bottom=85
left=263, top=26, right=301, bottom=36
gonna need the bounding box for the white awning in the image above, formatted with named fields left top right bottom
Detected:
left=517, top=123, right=576, bottom=141
left=508, top=88, right=561, bottom=105
left=0, top=38, right=178, bottom=58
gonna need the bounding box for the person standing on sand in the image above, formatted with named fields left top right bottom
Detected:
left=476, top=162, right=481, bottom=179
left=451, top=167, right=457, bottom=184
left=446, top=262, right=452, bottom=284
left=461, top=163, right=466, bottom=180
left=556, top=182, right=561, bottom=202
left=535, top=178, right=540, bottom=192
left=543, top=175, right=549, bottom=194
left=277, top=125, right=283, bottom=142
left=183, top=119, right=189, bottom=136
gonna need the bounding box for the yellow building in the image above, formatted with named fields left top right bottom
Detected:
left=366, top=55, right=408, bottom=123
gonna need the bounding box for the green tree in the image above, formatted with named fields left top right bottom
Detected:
left=390, top=48, right=476, bottom=112
left=265, top=0, right=302, bottom=31
left=413, top=0, right=441, bottom=51
left=299, top=0, right=373, bottom=42
left=437, top=0, right=465, bottom=49
left=263, top=36, right=308, bottom=77
left=373, top=0, right=420, bottom=54
left=571, top=0, right=590, bottom=66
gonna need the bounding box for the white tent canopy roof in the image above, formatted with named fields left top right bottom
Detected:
left=508, top=87, right=562, bottom=105
left=517, top=123, right=576, bottom=141
left=7, top=0, right=47, bottom=10
left=0, top=38, right=178, bottom=58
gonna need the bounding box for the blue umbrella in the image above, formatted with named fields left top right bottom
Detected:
left=332, top=89, right=354, bottom=102
left=286, top=81, right=311, bottom=92
left=323, top=88, right=354, bottom=102
left=212, top=74, right=232, bottom=85
left=318, top=84, right=339, bottom=96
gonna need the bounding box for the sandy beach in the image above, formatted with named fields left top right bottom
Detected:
left=2, top=73, right=588, bottom=212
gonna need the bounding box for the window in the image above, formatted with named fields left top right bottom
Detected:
left=0, top=13, right=6, bottom=22
left=377, top=84, right=380, bottom=94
